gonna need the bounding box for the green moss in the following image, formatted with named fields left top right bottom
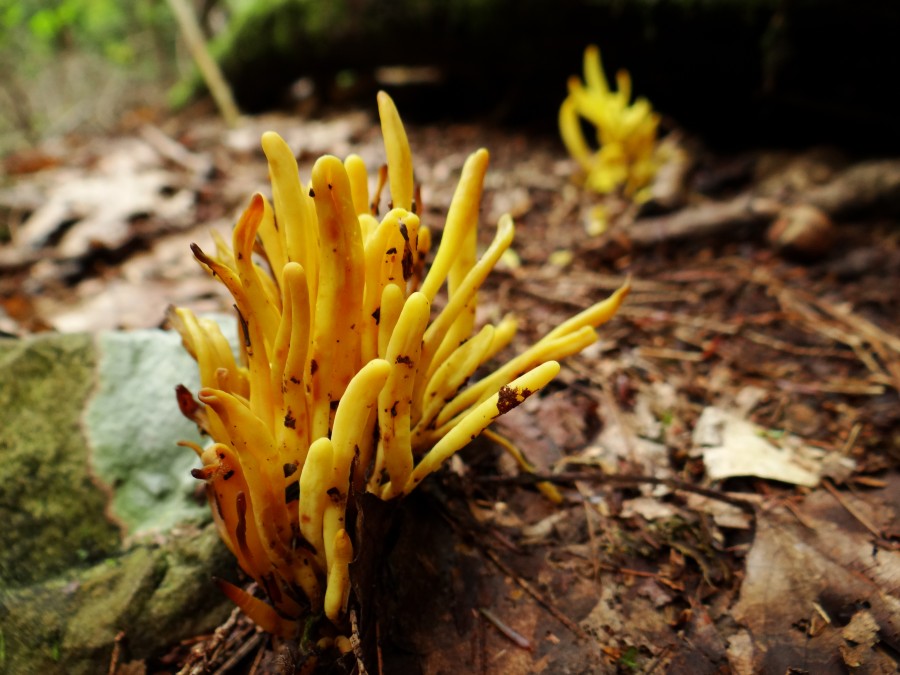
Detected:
left=0, top=334, right=121, bottom=588
left=0, top=525, right=234, bottom=674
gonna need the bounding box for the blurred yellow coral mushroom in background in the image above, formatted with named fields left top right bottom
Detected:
left=169, top=91, right=629, bottom=642
left=560, top=45, right=661, bottom=200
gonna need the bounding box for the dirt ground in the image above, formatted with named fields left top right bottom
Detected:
left=2, top=101, right=899, bottom=673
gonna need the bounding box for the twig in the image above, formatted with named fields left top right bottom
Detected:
left=212, top=632, right=263, bottom=675
left=140, top=124, right=212, bottom=175
left=474, top=470, right=758, bottom=515
left=349, top=609, right=369, bottom=675
left=481, top=546, right=590, bottom=641
left=107, top=631, right=126, bottom=675
left=166, top=0, right=241, bottom=127
left=635, top=346, right=705, bottom=362
left=804, top=159, right=900, bottom=218
left=821, top=479, right=882, bottom=539
left=611, top=193, right=782, bottom=248
left=741, top=328, right=856, bottom=360
left=479, top=607, right=533, bottom=650
left=619, top=306, right=740, bottom=335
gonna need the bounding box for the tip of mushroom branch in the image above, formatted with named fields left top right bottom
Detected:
left=367, top=358, right=392, bottom=380
left=246, top=192, right=264, bottom=212
left=190, top=242, right=214, bottom=268
left=260, top=130, right=287, bottom=153
left=310, top=155, right=346, bottom=192
left=197, top=387, right=218, bottom=404
left=282, top=260, right=306, bottom=279
left=334, top=529, right=353, bottom=564
left=177, top=440, right=205, bottom=457
left=543, top=360, right=562, bottom=377
left=164, top=303, right=181, bottom=328
left=214, top=578, right=299, bottom=639
left=376, top=90, right=394, bottom=107
left=497, top=213, right=516, bottom=238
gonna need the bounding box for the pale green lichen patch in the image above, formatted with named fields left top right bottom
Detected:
left=85, top=329, right=212, bottom=534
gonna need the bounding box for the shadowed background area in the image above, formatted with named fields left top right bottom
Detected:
left=201, top=0, right=898, bottom=152
left=1, top=0, right=897, bottom=155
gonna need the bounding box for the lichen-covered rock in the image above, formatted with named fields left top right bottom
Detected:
left=0, top=329, right=237, bottom=673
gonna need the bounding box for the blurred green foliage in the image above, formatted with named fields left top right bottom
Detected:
left=0, top=0, right=175, bottom=69
left=0, top=0, right=181, bottom=152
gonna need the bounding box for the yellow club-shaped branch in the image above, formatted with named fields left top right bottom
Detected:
left=560, top=44, right=661, bottom=200
left=170, top=91, right=629, bottom=639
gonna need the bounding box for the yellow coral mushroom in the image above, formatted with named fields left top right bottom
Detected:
left=560, top=45, right=661, bottom=199
left=170, top=91, right=629, bottom=640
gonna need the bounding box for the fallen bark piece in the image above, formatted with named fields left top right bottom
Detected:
left=804, top=159, right=900, bottom=217
left=619, top=194, right=781, bottom=248
left=617, top=158, right=900, bottom=249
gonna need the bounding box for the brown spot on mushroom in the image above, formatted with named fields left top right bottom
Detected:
left=496, top=385, right=532, bottom=415
left=310, top=360, right=318, bottom=376
left=395, top=355, right=413, bottom=366
left=235, top=492, right=250, bottom=558
left=285, top=481, right=299, bottom=504
left=401, top=247, right=414, bottom=280
left=235, top=305, right=251, bottom=348
left=262, top=574, right=282, bottom=604
left=283, top=463, right=298, bottom=477
left=284, top=410, right=296, bottom=429
left=212, top=488, right=224, bottom=518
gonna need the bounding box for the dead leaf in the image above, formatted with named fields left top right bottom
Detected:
left=731, top=475, right=900, bottom=672
left=692, top=406, right=851, bottom=486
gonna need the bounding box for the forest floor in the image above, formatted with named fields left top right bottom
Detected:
left=2, top=100, right=899, bottom=674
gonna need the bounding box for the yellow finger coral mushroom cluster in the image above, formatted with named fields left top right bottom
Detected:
left=560, top=45, right=661, bottom=199
left=170, top=92, right=628, bottom=640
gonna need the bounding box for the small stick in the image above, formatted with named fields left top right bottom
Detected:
left=474, top=471, right=758, bottom=515
left=482, top=547, right=589, bottom=640
left=166, top=0, right=241, bottom=127
left=822, top=479, right=882, bottom=539
left=479, top=607, right=532, bottom=650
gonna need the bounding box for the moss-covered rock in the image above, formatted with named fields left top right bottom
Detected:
left=0, top=330, right=237, bottom=673
left=0, top=334, right=120, bottom=587
left=1, top=523, right=233, bottom=674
